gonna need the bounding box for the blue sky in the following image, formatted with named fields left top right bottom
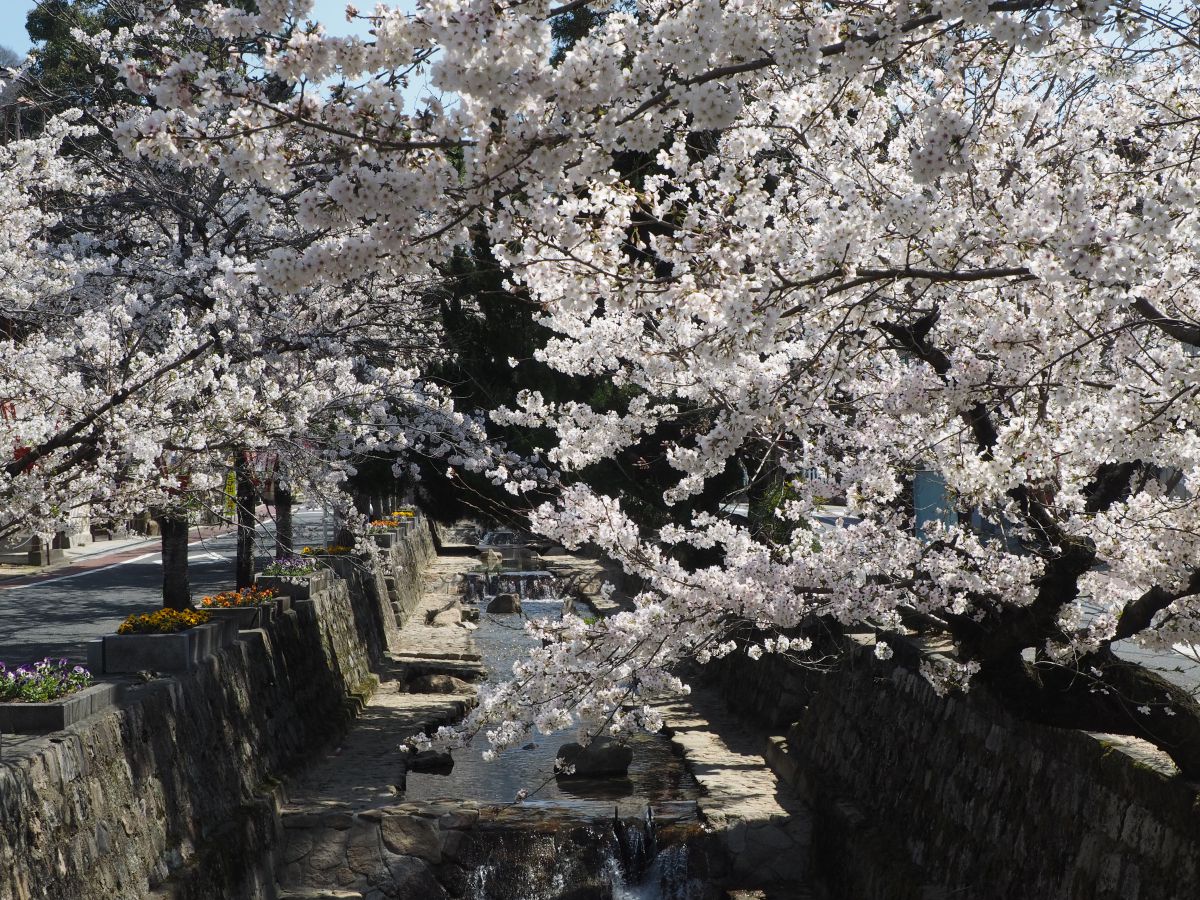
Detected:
left=0, top=1, right=383, bottom=57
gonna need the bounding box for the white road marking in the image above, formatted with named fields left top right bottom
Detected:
left=0, top=532, right=234, bottom=590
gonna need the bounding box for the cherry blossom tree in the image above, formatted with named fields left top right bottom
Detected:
left=0, top=20, right=486, bottom=606
left=21, top=0, right=1200, bottom=774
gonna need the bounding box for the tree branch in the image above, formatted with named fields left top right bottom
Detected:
left=4, top=341, right=215, bottom=478
left=1113, top=573, right=1200, bottom=641
left=618, top=1, right=1055, bottom=123
left=1130, top=297, right=1200, bottom=347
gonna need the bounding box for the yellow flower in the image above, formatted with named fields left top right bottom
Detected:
left=118, top=608, right=212, bottom=634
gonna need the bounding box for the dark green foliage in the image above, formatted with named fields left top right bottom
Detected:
left=550, top=0, right=638, bottom=66
left=21, top=0, right=262, bottom=133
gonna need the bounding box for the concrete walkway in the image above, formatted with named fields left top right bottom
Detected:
left=284, top=555, right=481, bottom=815
left=660, top=693, right=813, bottom=893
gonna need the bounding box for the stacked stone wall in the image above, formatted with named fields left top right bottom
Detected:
left=0, top=521, right=435, bottom=900
left=712, top=642, right=1200, bottom=900
left=388, top=523, right=435, bottom=623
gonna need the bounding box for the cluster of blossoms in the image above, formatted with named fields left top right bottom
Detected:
left=118, top=609, right=211, bottom=634
left=6, top=0, right=1200, bottom=770
left=301, top=545, right=356, bottom=556
left=199, top=587, right=279, bottom=609
left=0, top=658, right=92, bottom=703
left=261, top=557, right=318, bottom=576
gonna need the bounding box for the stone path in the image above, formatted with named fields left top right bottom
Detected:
left=659, top=692, right=813, bottom=893
left=390, top=557, right=480, bottom=663
left=284, top=685, right=475, bottom=812
left=277, top=555, right=485, bottom=897
left=285, top=555, right=481, bottom=816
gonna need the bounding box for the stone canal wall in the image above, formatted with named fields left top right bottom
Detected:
left=0, top=522, right=435, bottom=900
left=712, top=639, right=1200, bottom=900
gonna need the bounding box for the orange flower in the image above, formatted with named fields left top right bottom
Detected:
left=199, top=586, right=278, bottom=609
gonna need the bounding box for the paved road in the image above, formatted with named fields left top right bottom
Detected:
left=0, top=509, right=332, bottom=665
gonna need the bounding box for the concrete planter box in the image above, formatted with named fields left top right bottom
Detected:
left=206, top=606, right=267, bottom=630
left=276, top=595, right=293, bottom=617
left=255, top=569, right=332, bottom=603
left=98, top=621, right=236, bottom=674
left=372, top=532, right=397, bottom=549
left=0, top=681, right=121, bottom=734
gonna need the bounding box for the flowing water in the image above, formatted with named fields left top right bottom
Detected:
left=409, top=566, right=712, bottom=899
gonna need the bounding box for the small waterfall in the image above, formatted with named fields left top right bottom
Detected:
left=462, top=807, right=705, bottom=900
left=613, top=806, right=657, bottom=883
left=465, top=570, right=562, bottom=603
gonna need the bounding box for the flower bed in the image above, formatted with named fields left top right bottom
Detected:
left=199, top=587, right=279, bottom=629
left=261, top=556, right=317, bottom=576
left=0, top=658, right=91, bottom=703
left=0, top=659, right=118, bottom=734
left=100, top=607, right=234, bottom=675
left=200, top=587, right=277, bottom=609
left=301, top=545, right=355, bottom=556
left=119, top=608, right=211, bottom=634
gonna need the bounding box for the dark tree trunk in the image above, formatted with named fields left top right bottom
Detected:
left=235, top=454, right=257, bottom=588
left=275, top=483, right=294, bottom=559
left=980, top=647, right=1200, bottom=778
left=156, top=512, right=191, bottom=610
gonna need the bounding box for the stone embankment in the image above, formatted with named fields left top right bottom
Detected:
left=710, top=633, right=1200, bottom=900
left=276, top=555, right=487, bottom=898
left=0, top=524, right=437, bottom=900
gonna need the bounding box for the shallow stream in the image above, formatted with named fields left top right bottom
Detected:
left=406, top=566, right=713, bottom=899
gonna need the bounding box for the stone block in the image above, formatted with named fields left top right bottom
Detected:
left=485, top=593, right=521, bottom=614
left=100, top=621, right=233, bottom=674
left=380, top=815, right=442, bottom=862
left=383, top=855, right=446, bottom=898
left=407, top=674, right=473, bottom=694
left=555, top=736, right=633, bottom=777
left=100, top=631, right=193, bottom=674
left=85, top=640, right=103, bottom=674
left=0, top=682, right=122, bottom=734
left=206, top=606, right=267, bottom=630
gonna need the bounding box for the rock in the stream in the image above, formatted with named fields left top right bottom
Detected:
left=486, top=592, right=522, bottom=614
left=403, top=749, right=455, bottom=774
left=408, top=674, right=474, bottom=694
left=555, top=736, right=633, bottom=778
